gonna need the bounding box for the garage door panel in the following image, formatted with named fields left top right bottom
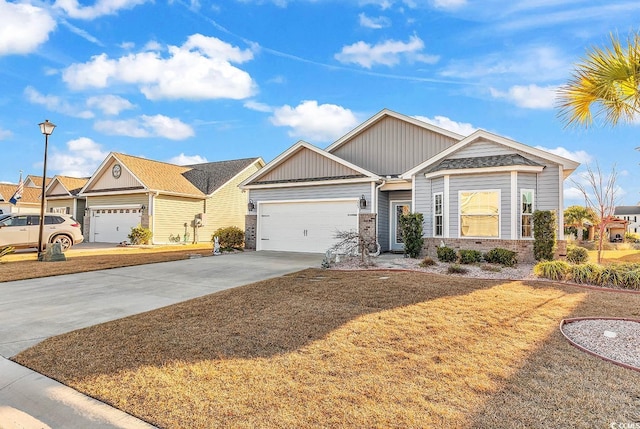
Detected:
left=91, top=209, right=142, bottom=243
left=258, top=200, right=358, bottom=253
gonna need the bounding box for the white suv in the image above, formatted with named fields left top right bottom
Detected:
left=0, top=214, right=84, bottom=251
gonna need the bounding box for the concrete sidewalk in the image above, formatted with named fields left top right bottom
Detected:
left=0, top=251, right=322, bottom=428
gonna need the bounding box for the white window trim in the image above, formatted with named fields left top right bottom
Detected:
left=433, top=192, right=444, bottom=237
left=520, top=188, right=535, bottom=239
left=458, top=189, right=501, bottom=239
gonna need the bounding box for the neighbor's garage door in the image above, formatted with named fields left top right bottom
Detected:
left=91, top=208, right=142, bottom=243
left=258, top=200, right=358, bottom=253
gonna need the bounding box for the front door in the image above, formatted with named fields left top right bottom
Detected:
left=390, top=201, right=411, bottom=252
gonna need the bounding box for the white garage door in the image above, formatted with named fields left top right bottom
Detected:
left=258, top=200, right=359, bottom=253
left=91, top=208, right=142, bottom=243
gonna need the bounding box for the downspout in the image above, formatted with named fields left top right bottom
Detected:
left=150, top=191, right=159, bottom=244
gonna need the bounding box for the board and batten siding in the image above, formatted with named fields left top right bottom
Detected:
left=153, top=195, right=205, bottom=244
left=203, top=162, right=261, bottom=237
left=330, top=116, right=458, bottom=176
left=448, top=173, right=512, bottom=239
left=249, top=183, right=372, bottom=213
left=256, top=148, right=360, bottom=182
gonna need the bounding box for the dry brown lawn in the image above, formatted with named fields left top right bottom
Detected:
left=13, top=269, right=640, bottom=428
left=0, top=245, right=213, bottom=282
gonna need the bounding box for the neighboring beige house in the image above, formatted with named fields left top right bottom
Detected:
left=79, top=153, right=264, bottom=244
left=24, top=175, right=53, bottom=189
left=45, top=176, right=89, bottom=230
left=0, top=183, right=41, bottom=215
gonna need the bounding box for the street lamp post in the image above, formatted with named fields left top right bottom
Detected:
left=37, top=119, right=56, bottom=261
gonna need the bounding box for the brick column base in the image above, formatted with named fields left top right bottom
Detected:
left=245, top=214, right=257, bottom=250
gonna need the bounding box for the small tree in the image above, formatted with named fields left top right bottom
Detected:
left=533, top=210, right=556, bottom=261
left=399, top=213, right=424, bottom=259
left=571, top=162, right=618, bottom=264
left=326, top=230, right=379, bottom=266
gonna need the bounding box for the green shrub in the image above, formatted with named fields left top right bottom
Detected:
left=458, top=249, right=483, bottom=264
left=534, top=260, right=569, bottom=281
left=597, top=265, right=624, bottom=287
left=437, top=246, right=457, bottom=263
left=447, top=264, right=468, bottom=274
left=128, top=225, right=152, bottom=245
left=212, top=226, right=245, bottom=249
left=621, top=268, right=640, bottom=290
left=566, top=246, right=589, bottom=264
left=0, top=246, right=14, bottom=261
left=419, top=257, right=436, bottom=267
left=568, top=263, right=601, bottom=284
left=533, top=210, right=556, bottom=261
left=483, top=248, right=518, bottom=267
left=399, top=213, right=424, bottom=259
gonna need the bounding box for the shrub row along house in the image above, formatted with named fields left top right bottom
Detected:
left=240, top=109, right=580, bottom=262
left=2, top=156, right=263, bottom=245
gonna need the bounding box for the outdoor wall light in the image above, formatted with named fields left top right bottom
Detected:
left=248, top=199, right=255, bottom=212
left=359, top=194, right=367, bottom=209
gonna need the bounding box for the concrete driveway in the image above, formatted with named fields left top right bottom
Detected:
left=0, top=251, right=321, bottom=429
left=0, top=251, right=322, bottom=358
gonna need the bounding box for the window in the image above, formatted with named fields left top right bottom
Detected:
left=459, top=190, right=500, bottom=238
left=433, top=192, right=443, bottom=236
left=521, top=189, right=534, bottom=238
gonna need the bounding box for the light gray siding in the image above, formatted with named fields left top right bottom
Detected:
left=377, top=191, right=390, bottom=252
left=330, top=116, right=458, bottom=176
left=249, top=183, right=372, bottom=213
left=449, top=173, right=511, bottom=239
left=419, top=177, right=444, bottom=238
left=255, top=147, right=361, bottom=183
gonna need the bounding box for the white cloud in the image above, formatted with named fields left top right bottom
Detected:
left=270, top=101, right=359, bottom=142
left=359, top=13, right=391, bottom=29
left=47, top=137, right=108, bottom=177
left=168, top=153, right=208, bottom=165
left=24, top=86, right=94, bottom=119
left=490, top=84, right=557, bottom=109
left=535, top=146, right=593, bottom=164
left=0, top=127, right=12, bottom=140
left=358, top=0, right=393, bottom=9
left=441, top=46, right=569, bottom=83
left=62, top=34, right=256, bottom=101
left=0, top=1, right=56, bottom=56
left=94, top=114, right=194, bottom=140
left=244, top=100, right=273, bottom=112
left=54, top=0, right=149, bottom=20
left=86, top=94, right=134, bottom=115
left=431, top=0, right=467, bottom=9
left=334, top=35, right=439, bottom=69
left=413, top=115, right=476, bottom=136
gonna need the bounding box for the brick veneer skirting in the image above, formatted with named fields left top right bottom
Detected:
left=422, top=238, right=568, bottom=264
left=245, top=214, right=257, bottom=250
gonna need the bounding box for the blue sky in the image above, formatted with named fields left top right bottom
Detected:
left=1, top=0, right=639, bottom=206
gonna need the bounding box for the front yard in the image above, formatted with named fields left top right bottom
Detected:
left=14, top=269, right=640, bottom=428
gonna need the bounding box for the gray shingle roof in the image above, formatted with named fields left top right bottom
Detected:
left=423, top=154, right=543, bottom=174
left=184, top=157, right=260, bottom=194
left=614, top=206, right=640, bottom=216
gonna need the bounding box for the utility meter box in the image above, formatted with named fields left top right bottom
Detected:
left=195, top=213, right=206, bottom=227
